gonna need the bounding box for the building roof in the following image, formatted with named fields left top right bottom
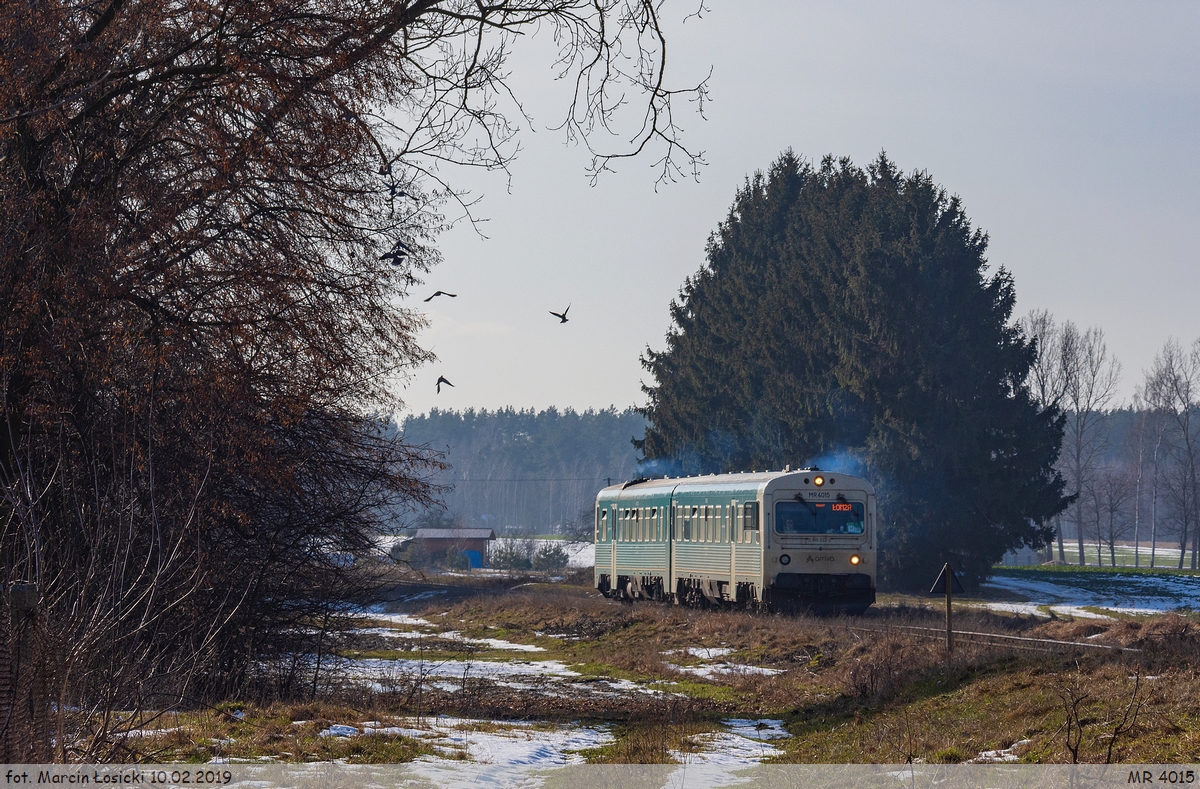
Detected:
left=413, top=528, right=496, bottom=541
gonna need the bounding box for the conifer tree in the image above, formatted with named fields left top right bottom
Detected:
left=640, top=152, right=1069, bottom=589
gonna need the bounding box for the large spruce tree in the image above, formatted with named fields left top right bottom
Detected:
left=640, top=152, right=1069, bottom=590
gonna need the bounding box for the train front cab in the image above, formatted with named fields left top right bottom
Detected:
left=764, top=472, right=876, bottom=615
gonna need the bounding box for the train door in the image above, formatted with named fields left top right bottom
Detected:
left=729, top=499, right=738, bottom=596
left=610, top=502, right=618, bottom=588
left=667, top=496, right=676, bottom=600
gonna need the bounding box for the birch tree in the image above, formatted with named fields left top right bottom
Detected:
left=1059, top=323, right=1122, bottom=565
left=1145, top=339, right=1200, bottom=569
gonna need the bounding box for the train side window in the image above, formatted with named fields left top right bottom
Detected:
left=602, top=509, right=609, bottom=541
left=721, top=506, right=728, bottom=543
left=744, top=502, right=759, bottom=532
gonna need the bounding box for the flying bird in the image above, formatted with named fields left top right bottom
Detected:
left=549, top=304, right=570, bottom=323
left=423, top=291, right=458, bottom=302
left=436, top=376, right=454, bottom=393
left=380, top=241, right=411, bottom=265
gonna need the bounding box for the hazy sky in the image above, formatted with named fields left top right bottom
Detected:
left=396, top=1, right=1200, bottom=418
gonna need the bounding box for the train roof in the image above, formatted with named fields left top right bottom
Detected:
left=597, top=469, right=874, bottom=500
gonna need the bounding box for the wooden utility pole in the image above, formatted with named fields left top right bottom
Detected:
left=944, top=565, right=953, bottom=654
left=930, top=563, right=963, bottom=656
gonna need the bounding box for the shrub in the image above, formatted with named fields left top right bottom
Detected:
left=490, top=540, right=533, bottom=570
left=532, top=543, right=570, bottom=572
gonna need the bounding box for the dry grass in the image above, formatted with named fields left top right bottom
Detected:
left=94, top=578, right=1200, bottom=763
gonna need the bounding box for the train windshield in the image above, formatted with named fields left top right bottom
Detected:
left=775, top=500, right=865, bottom=535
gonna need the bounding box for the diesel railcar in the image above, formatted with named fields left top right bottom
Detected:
left=593, top=469, right=876, bottom=614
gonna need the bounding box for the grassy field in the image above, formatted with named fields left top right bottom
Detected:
left=1020, top=544, right=1198, bottom=570
left=101, top=572, right=1200, bottom=765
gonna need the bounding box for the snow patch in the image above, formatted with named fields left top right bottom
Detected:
left=982, top=572, right=1200, bottom=617
left=666, top=646, right=733, bottom=659
left=356, top=612, right=434, bottom=627
left=667, top=662, right=783, bottom=678
left=674, top=730, right=784, bottom=765
left=969, top=738, right=1031, bottom=763
left=319, top=724, right=359, bottom=738
left=320, top=715, right=612, bottom=766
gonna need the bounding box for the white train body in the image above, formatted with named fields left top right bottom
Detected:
left=593, top=469, right=876, bottom=613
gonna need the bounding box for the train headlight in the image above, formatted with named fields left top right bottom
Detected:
left=813, top=475, right=825, bottom=487
left=780, top=554, right=791, bottom=566
left=849, top=554, right=861, bottom=566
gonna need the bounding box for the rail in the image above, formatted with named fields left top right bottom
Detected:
left=847, top=623, right=1141, bottom=653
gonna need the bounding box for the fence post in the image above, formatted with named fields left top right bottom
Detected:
left=7, top=583, right=48, bottom=762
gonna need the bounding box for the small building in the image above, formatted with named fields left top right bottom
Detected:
left=412, top=528, right=496, bottom=567
left=999, top=544, right=1046, bottom=567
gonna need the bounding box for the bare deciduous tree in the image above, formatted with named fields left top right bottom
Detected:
left=1087, top=464, right=1134, bottom=567
left=1059, top=322, right=1122, bottom=565
left=1129, top=390, right=1169, bottom=567
left=1, top=0, right=704, bottom=755
left=1024, top=312, right=1120, bottom=565
left=1023, top=309, right=1072, bottom=561
left=1144, top=338, right=1200, bottom=569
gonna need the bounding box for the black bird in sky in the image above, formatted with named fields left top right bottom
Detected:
left=424, top=291, right=457, bottom=302
left=380, top=241, right=410, bottom=265
left=549, top=304, right=570, bottom=323
left=436, top=376, right=454, bottom=393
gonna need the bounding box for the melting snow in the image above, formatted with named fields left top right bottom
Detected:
left=334, top=655, right=578, bottom=687
left=667, top=647, right=733, bottom=659
left=315, top=715, right=612, bottom=766
left=674, top=730, right=785, bottom=765
left=357, top=612, right=435, bottom=628
left=981, top=572, right=1200, bottom=617
left=667, top=662, right=783, bottom=678
left=318, top=724, right=359, bottom=738
left=353, top=626, right=546, bottom=652
left=969, top=738, right=1031, bottom=763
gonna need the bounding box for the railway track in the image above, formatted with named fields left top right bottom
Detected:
left=846, top=622, right=1141, bottom=654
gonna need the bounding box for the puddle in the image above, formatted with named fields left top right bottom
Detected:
left=724, top=718, right=790, bottom=741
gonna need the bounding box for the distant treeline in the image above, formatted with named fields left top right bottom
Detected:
left=1055, top=406, right=1200, bottom=569
left=397, top=407, right=646, bottom=535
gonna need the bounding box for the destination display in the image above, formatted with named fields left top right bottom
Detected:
left=775, top=499, right=865, bottom=535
